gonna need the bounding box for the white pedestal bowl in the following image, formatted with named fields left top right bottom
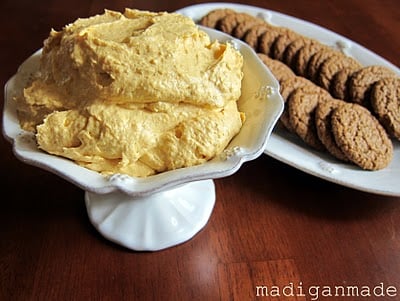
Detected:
left=3, top=27, right=283, bottom=251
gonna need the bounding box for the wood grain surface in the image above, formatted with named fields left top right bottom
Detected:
left=1, top=1, right=399, bottom=300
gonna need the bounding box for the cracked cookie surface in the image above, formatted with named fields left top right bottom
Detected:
left=331, top=103, right=393, bottom=170
left=370, top=77, right=400, bottom=140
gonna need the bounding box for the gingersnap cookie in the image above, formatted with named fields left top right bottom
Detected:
left=199, top=9, right=235, bottom=28
left=370, top=77, right=400, bottom=140
left=306, top=47, right=341, bottom=83
left=292, top=42, right=327, bottom=77
left=315, top=99, right=349, bottom=161
left=257, top=53, right=295, bottom=83
left=347, top=65, right=397, bottom=107
left=280, top=76, right=314, bottom=101
left=329, top=67, right=359, bottom=100
left=258, top=29, right=285, bottom=57
left=279, top=76, right=314, bottom=131
left=231, top=17, right=264, bottom=40
left=331, top=103, right=393, bottom=170
left=270, top=30, right=301, bottom=61
left=317, top=55, right=362, bottom=91
left=216, top=12, right=258, bottom=35
left=288, top=85, right=332, bottom=150
left=282, top=37, right=315, bottom=69
left=243, top=23, right=272, bottom=50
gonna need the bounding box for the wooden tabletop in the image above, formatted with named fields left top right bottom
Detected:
left=1, top=0, right=399, bottom=300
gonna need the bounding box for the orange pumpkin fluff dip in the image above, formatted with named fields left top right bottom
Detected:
left=15, top=9, right=245, bottom=177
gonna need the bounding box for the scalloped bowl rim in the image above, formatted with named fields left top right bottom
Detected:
left=2, top=26, right=283, bottom=197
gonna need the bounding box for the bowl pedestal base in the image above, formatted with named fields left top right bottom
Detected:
left=85, top=179, right=215, bottom=251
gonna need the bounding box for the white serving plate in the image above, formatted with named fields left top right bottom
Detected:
left=177, top=3, right=400, bottom=197
left=3, top=26, right=283, bottom=250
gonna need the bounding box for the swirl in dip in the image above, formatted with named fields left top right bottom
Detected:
left=15, top=9, right=244, bottom=177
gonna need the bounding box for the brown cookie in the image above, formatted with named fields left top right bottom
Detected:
left=258, top=28, right=285, bottom=57
left=329, top=67, right=359, bottom=100
left=270, top=30, right=301, bottom=61
left=280, top=76, right=315, bottom=102
left=282, top=37, right=315, bottom=69
left=243, top=23, right=272, bottom=50
left=347, top=65, right=397, bottom=107
left=292, top=41, right=327, bottom=77
left=216, top=12, right=258, bottom=35
left=199, top=9, right=235, bottom=28
left=279, top=76, right=314, bottom=132
left=231, top=17, right=264, bottom=40
left=315, top=99, right=349, bottom=161
left=317, top=55, right=362, bottom=91
left=288, top=85, right=332, bottom=150
left=331, top=103, right=393, bottom=170
left=370, top=77, right=400, bottom=140
left=306, top=47, right=340, bottom=83
left=257, top=53, right=295, bottom=83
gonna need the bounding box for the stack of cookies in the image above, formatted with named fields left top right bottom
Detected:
left=200, top=9, right=399, bottom=171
